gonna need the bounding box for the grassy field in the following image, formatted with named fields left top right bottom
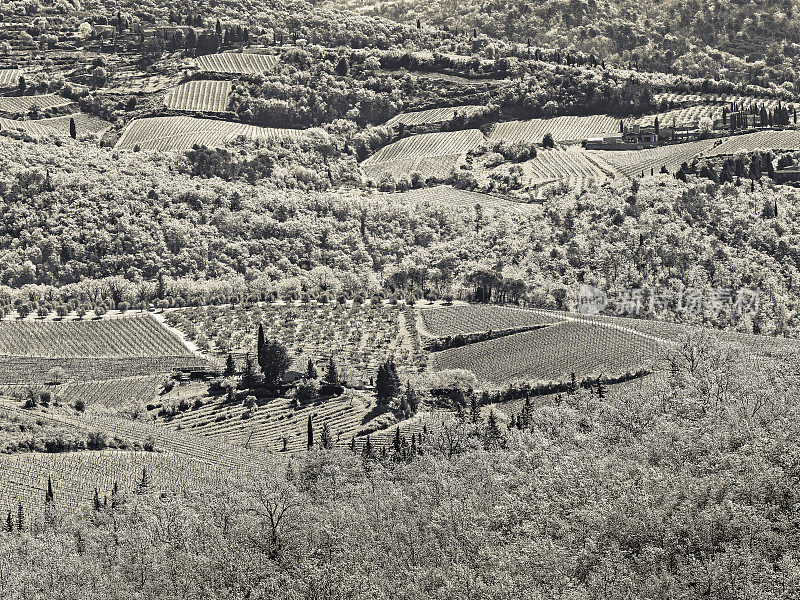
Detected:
left=36, top=113, right=113, bottom=136
left=489, top=115, right=619, bottom=144
left=164, top=80, right=233, bottom=113
left=114, top=116, right=308, bottom=151
left=0, top=375, right=165, bottom=410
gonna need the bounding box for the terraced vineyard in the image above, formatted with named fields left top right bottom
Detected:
left=115, top=116, right=308, bottom=151
left=429, top=319, right=658, bottom=385
left=164, top=80, right=232, bottom=113
left=0, top=94, right=72, bottom=115
left=385, top=105, right=485, bottom=127
left=0, top=375, right=164, bottom=410
left=589, top=138, right=717, bottom=178
left=194, top=52, right=280, bottom=75
left=518, top=148, right=612, bottom=195
left=384, top=185, right=537, bottom=215
left=0, top=401, right=268, bottom=516
left=0, top=117, right=64, bottom=138
left=419, top=304, right=561, bottom=337
left=362, top=129, right=484, bottom=179
left=0, top=68, right=21, bottom=88
left=0, top=314, right=193, bottom=357
left=165, top=303, right=424, bottom=384
left=37, top=113, right=112, bottom=136
left=703, top=130, right=800, bottom=156
left=158, top=392, right=375, bottom=453
left=489, top=115, right=618, bottom=144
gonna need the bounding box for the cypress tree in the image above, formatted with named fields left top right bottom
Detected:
left=470, top=393, right=481, bottom=423
left=69, top=117, right=76, bottom=139
left=16, top=503, right=23, bottom=531
left=324, top=357, right=338, bottom=385
left=257, top=323, right=265, bottom=371
left=306, top=358, right=318, bottom=379
left=93, top=488, right=101, bottom=511
left=320, top=422, right=332, bottom=449
left=5, top=511, right=12, bottom=532
left=362, top=435, right=374, bottom=459
left=307, top=415, right=314, bottom=449
left=46, top=476, right=53, bottom=504
left=393, top=427, right=402, bottom=456
left=224, top=352, right=236, bottom=376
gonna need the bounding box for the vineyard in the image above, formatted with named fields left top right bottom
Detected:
left=193, top=52, right=280, bottom=75
left=514, top=148, right=612, bottom=195
left=0, top=93, right=72, bottom=115
left=37, top=112, right=113, bottom=136
left=385, top=105, right=485, bottom=127
left=429, top=319, right=658, bottom=385
left=0, top=375, right=165, bottom=410
left=362, top=129, right=485, bottom=180
left=489, top=115, right=618, bottom=144
left=0, top=399, right=270, bottom=517
left=114, top=116, right=308, bottom=151
left=703, top=129, right=800, bottom=156
left=588, top=138, right=717, bottom=178
left=164, top=303, right=424, bottom=384
left=0, top=314, right=195, bottom=357
left=384, top=185, right=537, bottom=215
left=0, top=68, right=21, bottom=88
left=363, top=129, right=485, bottom=164
left=164, top=80, right=233, bottom=113
left=419, top=304, right=561, bottom=337
left=0, top=117, right=64, bottom=138
left=156, top=391, right=374, bottom=453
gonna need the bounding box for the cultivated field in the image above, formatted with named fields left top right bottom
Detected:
left=0, top=314, right=194, bottom=357
left=362, top=129, right=485, bottom=180
left=489, top=115, right=619, bottom=144
left=385, top=105, right=485, bottom=127
left=636, top=103, right=728, bottom=127
left=654, top=92, right=784, bottom=111
left=164, top=303, right=424, bottom=384
left=703, top=129, right=800, bottom=156
left=0, top=117, right=63, bottom=138
left=157, top=391, right=375, bottom=453
left=0, top=375, right=165, bottom=410
left=517, top=147, right=612, bottom=194
left=0, top=68, right=21, bottom=88
left=37, top=112, right=112, bottom=136
left=429, top=319, right=658, bottom=385
left=164, top=80, right=233, bottom=113
left=114, top=116, right=308, bottom=151
left=0, top=93, right=72, bottom=115
left=194, top=52, right=280, bottom=75
left=589, top=138, right=717, bottom=177
left=419, top=304, right=561, bottom=337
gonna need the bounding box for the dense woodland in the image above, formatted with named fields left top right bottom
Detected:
left=0, top=135, right=798, bottom=336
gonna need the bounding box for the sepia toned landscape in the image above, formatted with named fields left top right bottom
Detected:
left=1, top=0, right=800, bottom=597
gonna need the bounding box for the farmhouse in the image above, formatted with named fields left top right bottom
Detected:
left=585, top=125, right=660, bottom=150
